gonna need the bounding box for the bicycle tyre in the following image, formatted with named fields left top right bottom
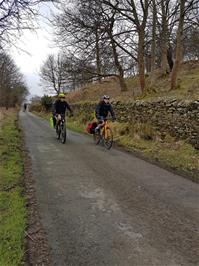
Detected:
left=103, top=127, right=113, bottom=149
left=93, top=131, right=101, bottom=145
left=61, top=124, right=66, bottom=144
left=56, top=125, right=61, bottom=139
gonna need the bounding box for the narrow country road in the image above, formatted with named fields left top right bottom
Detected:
left=20, top=111, right=199, bottom=266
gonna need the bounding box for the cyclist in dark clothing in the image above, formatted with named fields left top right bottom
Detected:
left=23, top=103, right=27, bottom=111
left=95, top=95, right=116, bottom=131
left=52, top=93, right=73, bottom=127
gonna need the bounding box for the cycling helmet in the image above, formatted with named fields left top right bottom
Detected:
left=103, top=95, right=110, bottom=100
left=58, top=92, right=65, bottom=98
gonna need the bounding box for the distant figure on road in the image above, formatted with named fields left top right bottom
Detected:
left=23, top=103, right=27, bottom=112
left=52, top=93, right=73, bottom=128
left=95, top=95, right=116, bottom=132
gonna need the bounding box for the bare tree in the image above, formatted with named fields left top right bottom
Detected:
left=0, top=52, right=28, bottom=108
left=150, top=0, right=157, bottom=74
left=53, top=0, right=104, bottom=80
left=183, top=26, right=199, bottom=60
left=170, top=0, right=185, bottom=89
left=99, top=2, right=128, bottom=91
left=169, top=0, right=199, bottom=89
left=40, top=54, right=69, bottom=94
left=183, top=0, right=199, bottom=60
left=159, top=0, right=171, bottom=74
left=54, top=0, right=128, bottom=91
left=0, top=0, right=56, bottom=49
left=52, top=0, right=199, bottom=94
left=104, top=0, right=151, bottom=93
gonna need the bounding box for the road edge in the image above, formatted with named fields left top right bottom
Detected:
left=114, top=142, right=199, bottom=183
left=18, top=113, right=52, bottom=266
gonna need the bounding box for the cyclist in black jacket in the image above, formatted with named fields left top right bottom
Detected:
left=95, top=95, right=116, bottom=131
left=52, top=93, right=73, bottom=127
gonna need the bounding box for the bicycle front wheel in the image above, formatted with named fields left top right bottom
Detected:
left=93, top=130, right=101, bottom=145
left=103, top=127, right=113, bottom=149
left=56, top=125, right=61, bottom=139
left=61, top=124, right=66, bottom=144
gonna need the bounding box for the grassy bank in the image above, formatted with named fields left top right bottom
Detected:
left=0, top=109, right=27, bottom=266
left=66, top=61, right=199, bottom=103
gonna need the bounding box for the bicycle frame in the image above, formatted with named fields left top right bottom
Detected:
left=93, top=118, right=113, bottom=149
left=56, top=114, right=66, bottom=143
left=101, top=120, right=109, bottom=139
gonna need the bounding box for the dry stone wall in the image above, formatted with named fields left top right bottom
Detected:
left=72, top=99, right=199, bottom=149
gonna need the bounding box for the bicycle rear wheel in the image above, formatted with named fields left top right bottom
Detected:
left=103, top=127, right=113, bottom=149
left=61, top=124, right=66, bottom=144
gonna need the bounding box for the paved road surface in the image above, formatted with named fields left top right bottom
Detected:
left=20, top=111, right=199, bottom=266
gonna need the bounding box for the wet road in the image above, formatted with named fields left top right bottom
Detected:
left=20, top=111, right=199, bottom=266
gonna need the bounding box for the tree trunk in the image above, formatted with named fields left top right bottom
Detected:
left=161, top=0, right=169, bottom=75
left=145, top=54, right=151, bottom=73
left=95, top=29, right=101, bottom=82
left=151, top=0, right=157, bottom=73
left=167, top=45, right=174, bottom=71
left=138, top=29, right=145, bottom=93
left=170, top=0, right=185, bottom=90
left=109, top=32, right=128, bottom=92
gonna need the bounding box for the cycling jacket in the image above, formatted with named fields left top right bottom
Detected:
left=53, top=99, right=73, bottom=115
left=95, top=101, right=116, bottom=120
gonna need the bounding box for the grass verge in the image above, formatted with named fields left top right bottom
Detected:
left=0, top=109, right=26, bottom=266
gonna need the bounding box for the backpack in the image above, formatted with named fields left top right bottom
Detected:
left=86, top=122, right=97, bottom=134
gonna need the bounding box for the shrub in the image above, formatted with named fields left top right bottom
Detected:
left=29, top=103, right=43, bottom=113
left=41, top=95, right=53, bottom=111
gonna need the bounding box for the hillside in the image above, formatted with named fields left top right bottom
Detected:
left=66, top=61, right=199, bottom=103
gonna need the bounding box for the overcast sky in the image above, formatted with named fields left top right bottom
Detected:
left=10, top=3, right=59, bottom=98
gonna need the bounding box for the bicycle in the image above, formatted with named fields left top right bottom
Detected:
left=56, top=114, right=66, bottom=144
left=93, top=119, right=113, bottom=149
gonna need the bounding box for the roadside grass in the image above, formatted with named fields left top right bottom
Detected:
left=0, top=110, right=26, bottom=266
left=67, top=120, right=86, bottom=133
left=32, top=111, right=87, bottom=133
left=31, top=110, right=50, bottom=120
left=115, top=130, right=199, bottom=173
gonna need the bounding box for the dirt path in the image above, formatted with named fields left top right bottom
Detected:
left=20, top=111, right=199, bottom=266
